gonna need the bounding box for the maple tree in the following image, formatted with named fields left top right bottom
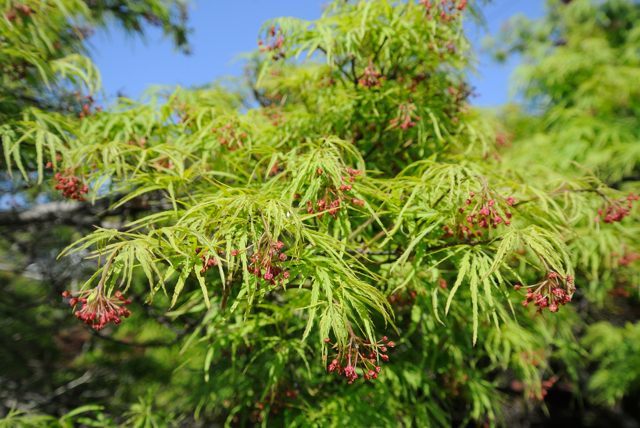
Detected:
left=0, top=0, right=638, bottom=426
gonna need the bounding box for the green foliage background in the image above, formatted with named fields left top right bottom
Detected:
left=0, top=0, right=638, bottom=426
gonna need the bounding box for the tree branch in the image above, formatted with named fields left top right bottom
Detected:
left=0, top=197, right=170, bottom=228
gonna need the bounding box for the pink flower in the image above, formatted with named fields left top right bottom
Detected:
left=63, top=288, right=132, bottom=330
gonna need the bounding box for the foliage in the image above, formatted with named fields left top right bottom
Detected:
left=493, top=0, right=640, bottom=183
left=583, top=322, right=640, bottom=405
left=493, top=0, right=640, bottom=415
left=0, top=0, right=639, bottom=426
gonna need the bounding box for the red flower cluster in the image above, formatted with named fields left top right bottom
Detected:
left=54, top=172, right=88, bottom=201
left=536, top=376, right=559, bottom=400
left=420, top=0, right=467, bottom=20
left=72, top=93, right=101, bottom=119
left=248, top=240, right=290, bottom=285
left=258, top=25, right=285, bottom=60
left=596, top=194, right=638, bottom=223
left=305, top=168, right=364, bottom=218
left=4, top=3, right=34, bottom=21
left=44, top=154, right=62, bottom=170
left=196, top=248, right=219, bottom=274
left=443, top=191, right=515, bottom=239
left=519, top=272, right=575, bottom=313
left=269, top=160, right=283, bottom=176
left=62, top=288, right=131, bottom=330
left=326, top=335, right=394, bottom=384
left=358, top=61, right=382, bottom=88
left=389, top=102, right=420, bottom=130
left=618, top=251, right=640, bottom=267
left=212, top=123, right=248, bottom=151
left=510, top=375, right=558, bottom=401
left=388, top=289, right=417, bottom=309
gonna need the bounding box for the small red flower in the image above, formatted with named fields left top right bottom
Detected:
left=325, top=335, right=395, bottom=384
left=351, top=198, right=365, bottom=207
left=596, top=194, right=637, bottom=224
left=248, top=239, right=290, bottom=285
left=62, top=288, right=132, bottom=330
left=519, top=271, right=574, bottom=314
left=358, top=61, right=383, bottom=88
left=389, top=102, right=420, bottom=130
left=54, top=172, right=88, bottom=201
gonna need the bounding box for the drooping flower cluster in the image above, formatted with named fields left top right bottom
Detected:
left=518, top=271, right=575, bottom=313
left=325, top=335, right=395, bottom=384
left=305, top=167, right=364, bottom=218
left=44, top=154, right=62, bottom=170
left=62, top=288, right=132, bottom=330
left=196, top=248, right=219, bottom=274
left=595, top=194, right=638, bottom=223
left=76, top=94, right=101, bottom=119
left=510, top=375, right=558, bottom=401
left=443, top=190, right=515, bottom=239
left=212, top=122, right=248, bottom=151
left=536, top=376, right=559, bottom=400
left=269, top=160, right=283, bottom=176
left=258, top=25, right=285, bottom=61
left=54, top=172, right=88, bottom=201
left=618, top=251, right=640, bottom=267
left=389, top=102, right=420, bottom=130
left=4, top=3, right=34, bottom=22
left=388, top=288, right=417, bottom=309
left=247, top=240, right=290, bottom=285
left=420, top=0, right=467, bottom=20
left=358, top=61, right=382, bottom=88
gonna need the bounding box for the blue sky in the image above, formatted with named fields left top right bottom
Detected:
left=89, top=0, right=545, bottom=107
